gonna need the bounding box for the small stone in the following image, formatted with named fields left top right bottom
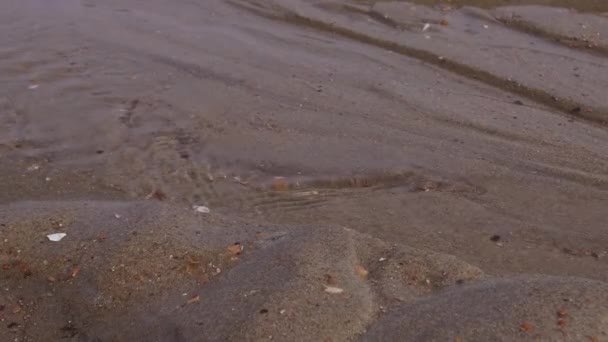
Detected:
left=355, top=265, right=369, bottom=279
left=520, top=322, right=534, bottom=332
left=227, top=243, right=244, bottom=256
left=271, top=177, right=289, bottom=191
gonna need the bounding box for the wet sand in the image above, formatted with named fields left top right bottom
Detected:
left=1, top=0, right=608, bottom=340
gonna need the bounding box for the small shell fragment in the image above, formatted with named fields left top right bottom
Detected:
left=324, top=286, right=344, bottom=294
left=46, top=233, right=66, bottom=242
left=193, top=205, right=210, bottom=214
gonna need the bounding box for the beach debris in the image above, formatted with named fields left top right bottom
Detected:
left=18, top=262, right=32, bottom=278
left=185, top=257, right=200, bottom=273
left=259, top=309, right=269, bottom=314
left=28, top=84, right=39, bottom=90
left=520, top=322, right=534, bottom=332
left=208, top=262, right=221, bottom=275
left=513, top=100, right=524, bottom=106
left=280, top=309, right=286, bottom=315
left=293, top=190, right=319, bottom=197
left=226, top=242, right=244, bottom=256
left=47, top=233, right=67, bottom=242
left=422, top=23, right=430, bottom=32
left=418, top=181, right=438, bottom=192
left=26, top=164, right=40, bottom=172
left=186, top=295, right=200, bottom=305
left=271, top=177, right=289, bottom=191
left=324, top=286, right=344, bottom=294
left=490, top=235, right=501, bottom=242
left=147, top=189, right=167, bottom=201
left=193, top=205, right=210, bottom=214
left=378, top=257, right=387, bottom=262
left=47, top=276, right=56, bottom=283
left=557, top=309, right=568, bottom=318
left=233, top=176, right=248, bottom=185
left=45, top=177, right=51, bottom=182
left=557, top=318, right=567, bottom=327
left=355, top=265, right=369, bottom=279
left=439, top=19, right=448, bottom=26
left=71, top=266, right=80, bottom=278
left=483, top=24, right=489, bottom=29
left=114, top=213, right=121, bottom=219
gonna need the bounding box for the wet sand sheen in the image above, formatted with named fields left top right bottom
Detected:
left=1, top=0, right=608, bottom=340
left=383, top=0, right=608, bottom=12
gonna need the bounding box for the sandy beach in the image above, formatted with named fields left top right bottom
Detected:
left=1, top=0, right=608, bottom=340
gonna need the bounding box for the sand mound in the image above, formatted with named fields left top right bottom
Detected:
left=2, top=201, right=606, bottom=341
left=364, top=276, right=608, bottom=341
left=1, top=200, right=481, bottom=340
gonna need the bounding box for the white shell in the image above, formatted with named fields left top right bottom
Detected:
left=47, top=233, right=67, bottom=242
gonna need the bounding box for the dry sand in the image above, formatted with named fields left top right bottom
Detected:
left=1, top=0, right=608, bottom=341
